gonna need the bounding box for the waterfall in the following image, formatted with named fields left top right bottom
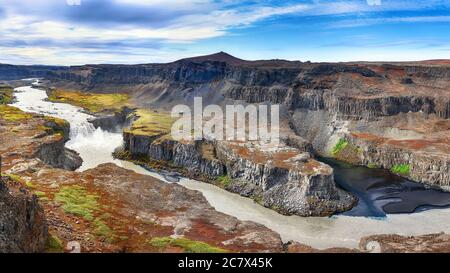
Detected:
left=11, top=85, right=97, bottom=140
left=69, top=121, right=96, bottom=139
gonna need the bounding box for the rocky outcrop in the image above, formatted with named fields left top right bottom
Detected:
left=171, top=141, right=225, bottom=178
left=215, top=141, right=356, bottom=216
left=120, top=127, right=356, bottom=216
left=0, top=176, right=48, bottom=253
left=34, top=119, right=82, bottom=171
left=344, top=133, right=450, bottom=189
left=360, top=233, right=450, bottom=253
left=35, top=139, right=82, bottom=171
left=124, top=134, right=226, bottom=179
left=90, top=107, right=134, bottom=133
left=226, top=86, right=450, bottom=120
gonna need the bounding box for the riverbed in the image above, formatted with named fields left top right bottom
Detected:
left=10, top=83, right=450, bottom=249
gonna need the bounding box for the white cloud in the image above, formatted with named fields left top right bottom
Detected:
left=331, top=15, right=450, bottom=28
left=0, top=0, right=449, bottom=64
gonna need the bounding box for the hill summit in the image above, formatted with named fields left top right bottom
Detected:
left=176, top=51, right=248, bottom=65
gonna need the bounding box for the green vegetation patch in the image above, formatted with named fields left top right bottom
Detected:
left=0, top=86, right=13, bottom=105
left=0, top=105, right=32, bottom=122
left=216, top=175, right=232, bottom=188
left=149, top=237, right=228, bottom=253
left=54, top=185, right=115, bottom=242
left=93, top=218, right=115, bottom=243
left=1, top=173, right=22, bottom=183
left=391, top=164, right=410, bottom=176
left=34, top=191, right=50, bottom=202
left=48, top=90, right=129, bottom=113
left=45, top=234, right=64, bottom=253
left=42, top=116, right=68, bottom=137
left=124, top=109, right=174, bottom=137
left=43, top=116, right=68, bottom=127
left=25, top=180, right=36, bottom=189
left=332, top=139, right=349, bottom=155
left=54, top=185, right=99, bottom=221
left=367, top=163, right=379, bottom=169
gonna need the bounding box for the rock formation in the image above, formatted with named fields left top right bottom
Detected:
left=0, top=174, right=48, bottom=253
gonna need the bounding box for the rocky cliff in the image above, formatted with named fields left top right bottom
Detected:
left=0, top=64, right=65, bottom=81
left=214, top=141, right=356, bottom=216
left=0, top=175, right=48, bottom=253
left=119, top=124, right=356, bottom=216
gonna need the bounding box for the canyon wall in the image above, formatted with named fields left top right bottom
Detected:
left=0, top=175, right=48, bottom=253
left=119, top=131, right=356, bottom=217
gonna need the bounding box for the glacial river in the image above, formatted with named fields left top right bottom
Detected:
left=10, top=82, right=450, bottom=249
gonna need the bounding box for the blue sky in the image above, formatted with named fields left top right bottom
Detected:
left=0, top=0, right=449, bottom=65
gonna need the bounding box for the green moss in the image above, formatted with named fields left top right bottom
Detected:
left=124, top=109, right=174, bottom=137
left=367, top=163, right=379, bottom=169
left=0, top=86, right=13, bottom=105
left=149, top=237, right=228, bottom=253
left=45, top=234, right=64, bottom=253
left=93, top=219, right=115, bottom=243
left=43, top=116, right=68, bottom=127
left=253, top=194, right=263, bottom=205
left=54, top=185, right=116, bottom=241
left=391, top=164, right=410, bottom=176
left=34, top=191, right=47, bottom=198
left=119, top=235, right=129, bottom=241
left=41, top=116, right=68, bottom=137
left=1, top=173, right=22, bottom=182
left=0, top=105, right=32, bottom=122
left=216, top=175, right=232, bottom=188
left=48, top=90, right=129, bottom=113
left=332, top=139, right=349, bottom=155
left=25, top=180, right=36, bottom=188
left=54, top=185, right=99, bottom=221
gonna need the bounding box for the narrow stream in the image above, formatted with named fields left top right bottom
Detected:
left=10, top=82, right=450, bottom=249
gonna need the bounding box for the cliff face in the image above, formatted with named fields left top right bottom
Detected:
left=0, top=104, right=83, bottom=252
left=33, top=57, right=449, bottom=120
left=214, top=141, right=356, bottom=216
left=34, top=119, right=82, bottom=171
left=120, top=127, right=356, bottom=216
left=0, top=64, right=65, bottom=81
left=0, top=176, right=47, bottom=253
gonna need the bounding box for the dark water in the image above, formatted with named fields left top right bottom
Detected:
left=320, top=158, right=450, bottom=217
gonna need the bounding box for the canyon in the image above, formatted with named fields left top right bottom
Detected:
left=4, top=52, right=449, bottom=188
left=1, top=52, right=450, bottom=252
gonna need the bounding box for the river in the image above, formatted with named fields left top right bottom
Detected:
left=9, top=82, right=450, bottom=249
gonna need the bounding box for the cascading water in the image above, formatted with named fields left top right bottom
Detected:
left=11, top=84, right=121, bottom=171
left=9, top=82, right=450, bottom=249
